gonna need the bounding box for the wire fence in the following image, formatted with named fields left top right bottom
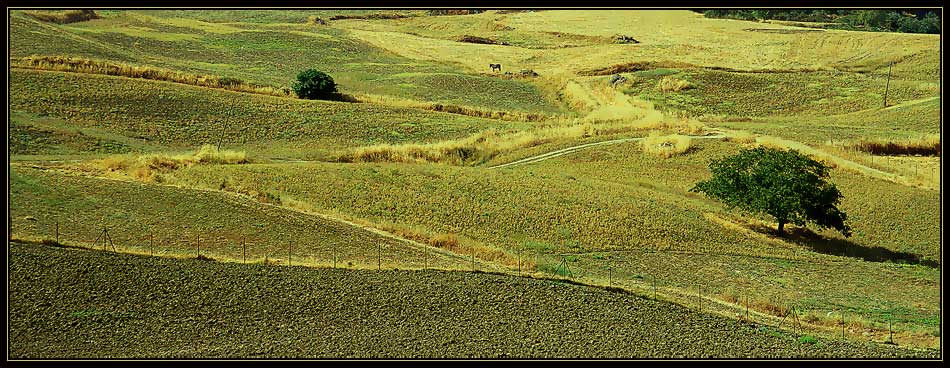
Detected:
left=9, top=217, right=930, bottom=350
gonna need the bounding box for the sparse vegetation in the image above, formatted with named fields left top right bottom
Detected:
left=456, top=35, right=508, bottom=45
left=725, top=131, right=758, bottom=144
left=339, top=117, right=703, bottom=165
left=93, top=145, right=249, bottom=182
left=843, top=134, right=940, bottom=156
left=351, top=93, right=551, bottom=122
left=578, top=61, right=698, bottom=76
left=23, top=10, right=99, bottom=24
left=11, top=56, right=292, bottom=97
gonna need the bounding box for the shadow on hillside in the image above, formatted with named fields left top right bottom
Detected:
left=760, top=225, right=940, bottom=269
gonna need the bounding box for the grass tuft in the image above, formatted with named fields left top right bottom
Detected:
left=656, top=76, right=693, bottom=92
left=726, top=130, right=758, bottom=144
left=93, top=145, right=249, bottom=182
left=642, top=131, right=692, bottom=158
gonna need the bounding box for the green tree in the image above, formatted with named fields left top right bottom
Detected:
left=292, top=69, right=337, bottom=100
left=920, top=12, right=941, bottom=33
left=691, top=147, right=851, bottom=237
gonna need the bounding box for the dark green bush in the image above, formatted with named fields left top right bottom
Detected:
left=292, top=69, right=338, bottom=100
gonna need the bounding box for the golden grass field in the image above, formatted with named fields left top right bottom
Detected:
left=8, top=9, right=941, bottom=352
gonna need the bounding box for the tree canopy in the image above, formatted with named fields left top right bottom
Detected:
left=292, top=69, right=337, bottom=100
left=697, top=9, right=940, bottom=34
left=691, top=147, right=852, bottom=237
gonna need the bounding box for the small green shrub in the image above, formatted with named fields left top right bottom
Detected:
left=292, top=69, right=338, bottom=100
left=798, top=335, right=819, bottom=344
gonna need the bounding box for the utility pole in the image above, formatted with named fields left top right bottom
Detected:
left=883, top=62, right=892, bottom=108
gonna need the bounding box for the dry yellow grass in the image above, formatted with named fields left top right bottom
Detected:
left=338, top=10, right=936, bottom=78
left=351, top=93, right=551, bottom=122
left=94, top=145, right=249, bottom=182
left=11, top=56, right=292, bottom=98
left=642, top=131, right=692, bottom=158
left=726, top=130, right=758, bottom=144
left=341, top=113, right=704, bottom=165
left=843, top=134, right=940, bottom=156
left=656, top=76, right=693, bottom=92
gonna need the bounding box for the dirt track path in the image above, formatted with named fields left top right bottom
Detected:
left=488, top=133, right=727, bottom=169
left=882, top=95, right=939, bottom=111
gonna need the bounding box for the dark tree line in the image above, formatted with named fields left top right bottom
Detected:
left=696, top=9, right=940, bottom=34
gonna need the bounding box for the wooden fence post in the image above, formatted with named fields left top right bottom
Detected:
left=841, top=313, right=845, bottom=338
left=883, top=62, right=892, bottom=107
left=653, top=275, right=657, bottom=300
left=793, top=307, right=802, bottom=333
left=888, top=318, right=894, bottom=344
left=745, top=295, right=750, bottom=320
left=518, top=250, right=522, bottom=276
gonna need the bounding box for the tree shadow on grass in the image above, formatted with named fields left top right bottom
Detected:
left=767, top=226, right=939, bottom=269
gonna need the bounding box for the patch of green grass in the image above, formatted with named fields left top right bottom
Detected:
left=9, top=166, right=471, bottom=271
left=131, top=9, right=427, bottom=24
left=798, top=335, right=819, bottom=344
left=350, top=73, right=561, bottom=114
left=10, top=10, right=559, bottom=113
left=633, top=68, right=681, bottom=78
left=9, top=112, right=162, bottom=155
left=9, top=13, right=136, bottom=62
left=9, top=70, right=521, bottom=157
left=147, top=138, right=940, bottom=337
left=715, top=98, right=939, bottom=145
left=626, top=69, right=935, bottom=118
left=539, top=261, right=574, bottom=278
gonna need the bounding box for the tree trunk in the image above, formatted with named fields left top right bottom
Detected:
left=777, top=220, right=786, bottom=237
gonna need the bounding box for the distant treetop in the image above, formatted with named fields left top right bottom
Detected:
left=695, top=9, right=940, bottom=34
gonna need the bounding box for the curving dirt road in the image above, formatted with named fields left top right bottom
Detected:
left=488, top=133, right=728, bottom=169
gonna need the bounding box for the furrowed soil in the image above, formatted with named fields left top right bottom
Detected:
left=9, top=242, right=937, bottom=359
